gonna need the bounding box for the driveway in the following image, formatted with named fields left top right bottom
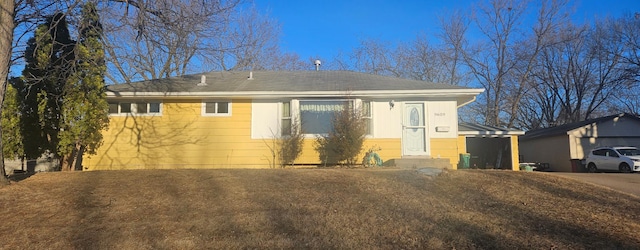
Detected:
left=546, top=172, right=640, bottom=197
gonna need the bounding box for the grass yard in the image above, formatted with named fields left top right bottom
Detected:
left=0, top=168, right=639, bottom=249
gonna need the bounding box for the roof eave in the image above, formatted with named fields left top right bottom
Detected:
left=107, top=89, right=485, bottom=99
left=459, top=131, right=525, bottom=136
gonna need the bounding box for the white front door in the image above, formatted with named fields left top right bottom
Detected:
left=403, top=103, right=428, bottom=156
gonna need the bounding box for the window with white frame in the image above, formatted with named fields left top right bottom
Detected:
left=202, top=101, right=231, bottom=116
left=108, top=102, right=121, bottom=114
left=299, top=100, right=349, bottom=134
left=361, top=100, right=372, bottom=135
left=136, top=102, right=161, bottom=114
left=281, top=101, right=291, bottom=135
left=108, top=101, right=161, bottom=115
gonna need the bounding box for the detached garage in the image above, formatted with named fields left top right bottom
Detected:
left=458, top=123, right=524, bottom=170
left=519, top=113, right=640, bottom=172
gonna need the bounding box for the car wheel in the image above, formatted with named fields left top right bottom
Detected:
left=619, top=163, right=632, bottom=173
left=587, top=163, right=598, bottom=173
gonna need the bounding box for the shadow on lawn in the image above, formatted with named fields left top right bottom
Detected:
left=362, top=170, right=640, bottom=249
left=7, top=171, right=35, bottom=182
left=364, top=171, right=533, bottom=249
left=71, top=171, right=110, bottom=249
left=448, top=171, right=640, bottom=249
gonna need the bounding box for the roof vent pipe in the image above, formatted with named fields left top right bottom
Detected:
left=248, top=71, right=254, bottom=80
left=314, top=59, right=321, bottom=71
left=198, top=75, right=207, bottom=86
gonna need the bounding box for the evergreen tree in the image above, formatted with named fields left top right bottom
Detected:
left=1, top=79, right=24, bottom=162
left=19, top=13, right=74, bottom=161
left=13, top=7, right=107, bottom=171
left=58, top=3, right=109, bottom=171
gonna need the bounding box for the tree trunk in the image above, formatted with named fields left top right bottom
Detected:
left=61, top=154, right=74, bottom=171
left=0, top=0, right=17, bottom=185
left=74, top=145, right=84, bottom=171
left=60, top=142, right=82, bottom=171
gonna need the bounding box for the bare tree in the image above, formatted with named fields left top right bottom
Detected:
left=583, top=18, right=630, bottom=119
left=101, top=0, right=241, bottom=83
left=450, top=0, right=529, bottom=126
left=522, top=18, right=631, bottom=128
left=503, top=0, right=570, bottom=127
left=438, top=10, right=470, bottom=86
left=349, top=38, right=400, bottom=76
left=218, top=6, right=306, bottom=71
left=612, top=13, right=640, bottom=115
left=617, top=13, right=640, bottom=76
left=612, top=84, right=640, bottom=116
left=341, top=36, right=463, bottom=85
left=398, top=35, right=464, bottom=84
left=330, top=51, right=354, bottom=71
left=101, top=1, right=303, bottom=83
left=448, top=0, right=569, bottom=127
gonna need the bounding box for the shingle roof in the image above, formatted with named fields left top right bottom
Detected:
left=520, top=113, right=640, bottom=140
left=106, top=70, right=472, bottom=94
left=458, top=122, right=524, bottom=136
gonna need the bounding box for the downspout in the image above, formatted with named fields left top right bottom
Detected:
left=457, top=96, right=477, bottom=108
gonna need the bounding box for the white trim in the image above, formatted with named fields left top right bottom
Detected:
left=290, top=99, right=300, bottom=123
left=201, top=100, right=232, bottom=117
left=107, top=89, right=485, bottom=99
left=459, top=131, right=525, bottom=136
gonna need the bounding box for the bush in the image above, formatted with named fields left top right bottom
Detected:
left=315, top=102, right=367, bottom=166
left=279, top=118, right=304, bottom=167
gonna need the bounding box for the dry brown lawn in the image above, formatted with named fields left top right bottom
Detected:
left=0, top=168, right=639, bottom=249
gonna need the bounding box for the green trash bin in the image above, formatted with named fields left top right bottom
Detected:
left=459, top=153, right=471, bottom=169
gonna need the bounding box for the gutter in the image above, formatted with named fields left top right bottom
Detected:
left=107, top=89, right=485, bottom=99
left=457, top=95, right=477, bottom=108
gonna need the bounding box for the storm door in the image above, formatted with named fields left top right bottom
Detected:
left=403, top=103, right=428, bottom=156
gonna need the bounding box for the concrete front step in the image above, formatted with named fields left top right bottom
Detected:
left=386, top=157, right=452, bottom=169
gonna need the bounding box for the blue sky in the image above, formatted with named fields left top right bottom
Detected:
left=254, top=0, right=640, bottom=64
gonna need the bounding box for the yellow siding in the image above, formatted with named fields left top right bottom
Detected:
left=85, top=99, right=274, bottom=170
left=84, top=99, right=403, bottom=170
left=361, top=139, right=402, bottom=164
left=296, top=138, right=402, bottom=165
left=430, top=138, right=460, bottom=169
left=511, top=136, right=520, bottom=171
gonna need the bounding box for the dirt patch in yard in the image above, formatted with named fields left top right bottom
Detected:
left=0, top=169, right=638, bottom=249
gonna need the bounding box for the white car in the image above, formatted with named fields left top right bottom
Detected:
left=585, top=146, right=640, bottom=173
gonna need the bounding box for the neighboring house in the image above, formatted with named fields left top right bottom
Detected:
left=519, top=113, right=640, bottom=172
left=83, top=71, right=486, bottom=170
